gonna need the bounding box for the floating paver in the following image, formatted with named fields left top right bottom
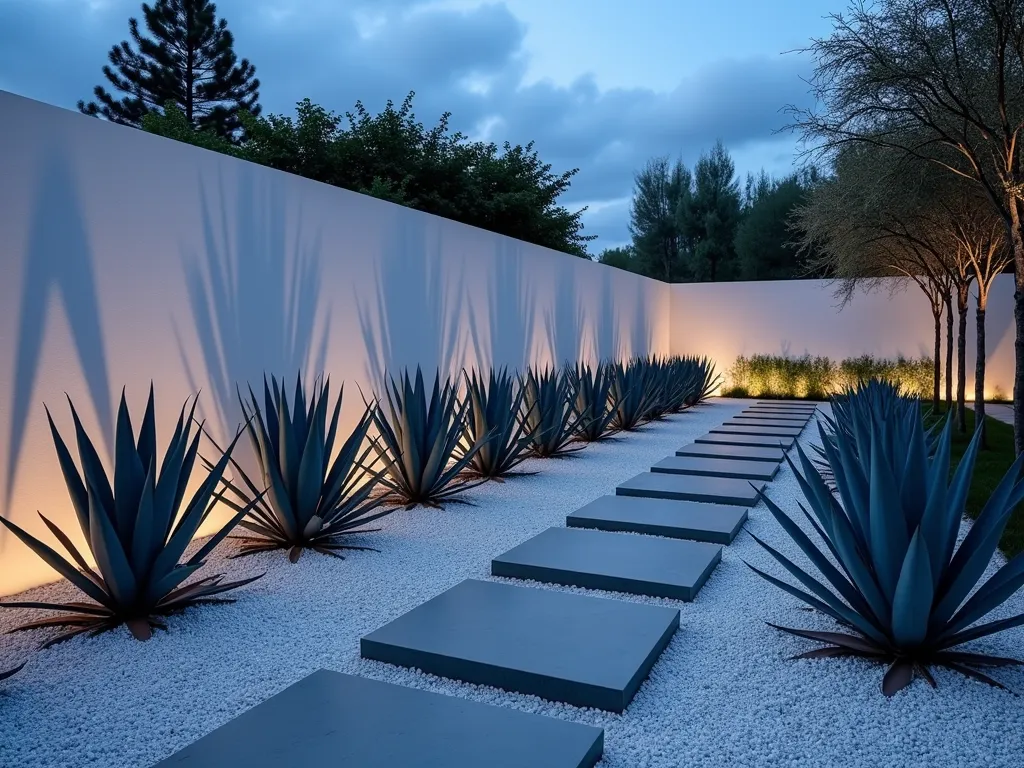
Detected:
left=753, top=402, right=818, bottom=411
left=695, top=432, right=795, bottom=449
left=566, top=495, right=747, bottom=545
left=155, top=670, right=604, bottom=768
left=676, top=441, right=785, bottom=463
left=734, top=413, right=809, bottom=424
left=361, top=579, right=679, bottom=713
left=492, top=526, right=722, bottom=601
left=743, top=408, right=816, bottom=417
left=617, top=472, right=764, bottom=506
left=651, top=454, right=778, bottom=481
left=712, top=424, right=803, bottom=438
left=723, top=418, right=807, bottom=431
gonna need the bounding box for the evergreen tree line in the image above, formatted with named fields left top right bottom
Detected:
left=77, top=0, right=595, bottom=257
left=599, top=141, right=824, bottom=282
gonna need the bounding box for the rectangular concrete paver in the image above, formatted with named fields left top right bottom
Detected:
left=737, top=411, right=809, bottom=422
left=713, top=424, right=803, bottom=438
left=676, top=442, right=785, bottom=463
left=617, top=472, right=764, bottom=506
left=730, top=416, right=809, bottom=428
left=156, top=670, right=604, bottom=768
left=492, top=526, right=722, bottom=601
left=361, top=579, right=679, bottom=713
left=695, top=432, right=795, bottom=449
left=566, top=495, right=748, bottom=544
left=651, top=455, right=778, bottom=481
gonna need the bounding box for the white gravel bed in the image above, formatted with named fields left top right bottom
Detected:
left=1, top=398, right=1023, bottom=767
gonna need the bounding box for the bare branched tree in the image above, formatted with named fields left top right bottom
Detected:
left=790, top=0, right=1024, bottom=451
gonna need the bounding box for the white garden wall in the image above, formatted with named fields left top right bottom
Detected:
left=0, top=89, right=1017, bottom=595
left=0, top=91, right=669, bottom=595
left=670, top=276, right=1016, bottom=399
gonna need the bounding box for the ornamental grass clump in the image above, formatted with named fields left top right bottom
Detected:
left=460, top=368, right=535, bottom=480
left=751, top=391, right=1024, bottom=696
left=570, top=362, right=620, bottom=442
left=0, top=387, right=263, bottom=645
left=370, top=367, right=488, bottom=508
left=207, top=374, right=391, bottom=563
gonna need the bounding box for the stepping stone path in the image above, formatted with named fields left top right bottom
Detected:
left=361, top=579, right=680, bottom=713
left=164, top=399, right=818, bottom=766
left=492, top=525, right=722, bottom=601
left=156, top=670, right=603, bottom=768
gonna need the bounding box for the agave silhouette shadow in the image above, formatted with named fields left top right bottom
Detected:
left=467, top=236, right=541, bottom=375
left=631, top=281, right=654, bottom=359
left=358, top=211, right=466, bottom=391
left=543, top=259, right=587, bottom=369
left=4, top=144, right=114, bottom=517
left=173, top=167, right=330, bottom=442
left=595, top=268, right=623, bottom=364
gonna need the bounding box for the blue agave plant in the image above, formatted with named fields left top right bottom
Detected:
left=751, top=400, right=1024, bottom=696
left=521, top=367, right=587, bottom=458
left=460, top=368, right=535, bottom=481
left=675, top=355, right=721, bottom=407
left=0, top=387, right=262, bottom=645
left=370, top=368, right=489, bottom=509
left=609, top=359, right=659, bottom=431
left=570, top=362, right=620, bottom=442
left=206, top=374, right=391, bottom=563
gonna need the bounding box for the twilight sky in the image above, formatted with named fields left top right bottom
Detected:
left=0, top=0, right=843, bottom=252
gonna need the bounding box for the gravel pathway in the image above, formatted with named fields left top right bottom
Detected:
left=0, top=398, right=1022, bottom=768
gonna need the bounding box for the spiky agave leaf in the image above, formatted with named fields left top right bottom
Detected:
left=521, top=366, right=588, bottom=457
left=0, top=662, right=25, bottom=682
left=0, top=386, right=263, bottom=646
left=608, top=359, right=659, bottom=431
left=369, top=367, right=490, bottom=508
left=204, top=373, right=392, bottom=563
left=459, top=367, right=535, bottom=480
left=570, top=362, right=620, bottom=442
left=751, top=381, right=1024, bottom=696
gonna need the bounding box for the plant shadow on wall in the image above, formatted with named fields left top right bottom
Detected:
left=631, top=281, right=654, bottom=361
left=173, top=167, right=330, bottom=443
left=4, top=144, right=114, bottom=517
left=595, top=269, right=623, bottom=363
left=543, top=258, right=586, bottom=368
left=357, top=211, right=467, bottom=388
left=464, top=237, right=539, bottom=373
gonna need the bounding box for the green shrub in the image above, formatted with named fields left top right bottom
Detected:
left=726, top=353, right=932, bottom=399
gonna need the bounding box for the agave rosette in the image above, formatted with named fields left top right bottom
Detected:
left=521, top=366, right=588, bottom=457
left=206, top=374, right=391, bottom=563
left=751, top=395, right=1024, bottom=695
left=609, top=359, right=659, bottom=430
left=460, top=367, right=535, bottom=480
left=0, top=387, right=262, bottom=645
left=570, top=362, right=620, bottom=442
left=370, top=367, right=489, bottom=508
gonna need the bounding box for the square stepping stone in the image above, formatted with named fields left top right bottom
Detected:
left=492, top=526, right=722, bottom=601
left=737, top=415, right=806, bottom=428
left=723, top=418, right=807, bottom=431
left=712, top=424, right=803, bottom=438
left=651, top=455, right=778, bottom=481
left=676, top=441, right=785, bottom=463
left=566, top=495, right=748, bottom=544
left=361, top=579, right=679, bottom=713
left=695, top=431, right=795, bottom=449
left=617, top=472, right=764, bottom=506
left=155, top=670, right=604, bottom=768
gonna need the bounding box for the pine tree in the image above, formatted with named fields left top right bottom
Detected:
left=78, top=0, right=260, bottom=140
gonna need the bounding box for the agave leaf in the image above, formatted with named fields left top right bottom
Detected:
left=135, top=384, right=158, bottom=473
left=45, top=406, right=90, bottom=539
left=295, top=405, right=327, bottom=526
left=87, top=477, right=138, bottom=608
left=867, top=427, right=910, bottom=603
left=67, top=396, right=116, bottom=529
left=944, top=553, right=1024, bottom=637
left=129, top=459, right=159, bottom=578
left=941, top=612, right=1024, bottom=649
left=113, top=389, right=145, bottom=543
left=744, top=560, right=858, bottom=628
left=37, top=513, right=105, bottom=589
left=881, top=659, right=916, bottom=696
left=0, top=515, right=112, bottom=607
left=890, top=529, right=933, bottom=647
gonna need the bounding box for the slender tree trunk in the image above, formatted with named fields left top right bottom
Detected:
left=976, top=295, right=988, bottom=450
left=944, top=292, right=954, bottom=411
left=932, top=308, right=941, bottom=409
left=1011, top=202, right=1024, bottom=456
left=957, top=285, right=969, bottom=433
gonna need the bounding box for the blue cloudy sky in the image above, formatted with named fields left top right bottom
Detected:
left=0, top=0, right=843, bottom=252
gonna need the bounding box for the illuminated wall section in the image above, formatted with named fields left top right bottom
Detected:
left=668, top=277, right=1016, bottom=398
left=0, top=91, right=670, bottom=595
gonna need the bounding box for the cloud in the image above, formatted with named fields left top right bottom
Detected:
left=0, top=0, right=816, bottom=251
